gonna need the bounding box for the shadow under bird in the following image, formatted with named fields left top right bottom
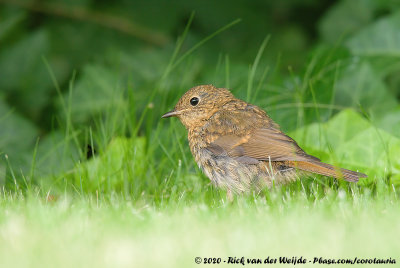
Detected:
left=162, top=85, right=367, bottom=196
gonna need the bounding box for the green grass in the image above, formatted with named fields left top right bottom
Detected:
left=1, top=10, right=400, bottom=268
left=0, top=188, right=399, bottom=268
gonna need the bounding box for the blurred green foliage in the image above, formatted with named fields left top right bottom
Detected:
left=0, top=0, right=399, bottom=195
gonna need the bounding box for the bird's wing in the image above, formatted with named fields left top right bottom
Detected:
left=202, top=105, right=367, bottom=181
left=207, top=128, right=320, bottom=163
left=202, top=104, right=319, bottom=163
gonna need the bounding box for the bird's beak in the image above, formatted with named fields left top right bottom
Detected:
left=161, top=109, right=181, bottom=118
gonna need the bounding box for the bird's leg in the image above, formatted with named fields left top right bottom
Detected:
left=226, top=189, right=234, bottom=202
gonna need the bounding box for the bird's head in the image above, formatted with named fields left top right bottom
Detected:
left=162, top=85, right=235, bottom=129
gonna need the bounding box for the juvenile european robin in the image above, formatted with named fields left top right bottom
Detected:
left=162, top=85, right=367, bottom=195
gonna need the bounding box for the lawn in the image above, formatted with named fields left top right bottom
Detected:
left=0, top=188, right=399, bottom=267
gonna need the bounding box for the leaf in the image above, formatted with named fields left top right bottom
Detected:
left=78, top=137, right=147, bottom=192
left=0, top=29, right=52, bottom=119
left=0, top=99, right=38, bottom=158
left=376, top=107, right=400, bottom=138
left=335, top=61, right=397, bottom=116
left=335, top=126, right=400, bottom=184
left=34, top=131, right=80, bottom=178
left=318, top=0, right=375, bottom=44
left=61, top=64, right=126, bottom=123
left=346, top=11, right=400, bottom=57
left=0, top=99, right=39, bottom=183
left=291, top=109, right=400, bottom=183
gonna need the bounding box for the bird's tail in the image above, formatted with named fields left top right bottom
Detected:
left=286, top=161, right=367, bottom=182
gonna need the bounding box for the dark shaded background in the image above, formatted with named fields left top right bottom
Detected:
left=1, top=0, right=398, bottom=125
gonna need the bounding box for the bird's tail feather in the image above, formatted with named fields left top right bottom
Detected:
left=287, top=161, right=367, bottom=182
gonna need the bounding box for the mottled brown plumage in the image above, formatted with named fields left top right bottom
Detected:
left=162, top=85, right=367, bottom=195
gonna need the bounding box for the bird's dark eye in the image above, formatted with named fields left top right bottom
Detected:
left=190, top=97, right=199, bottom=106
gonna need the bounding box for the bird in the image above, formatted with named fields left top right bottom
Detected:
left=162, top=85, right=367, bottom=196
